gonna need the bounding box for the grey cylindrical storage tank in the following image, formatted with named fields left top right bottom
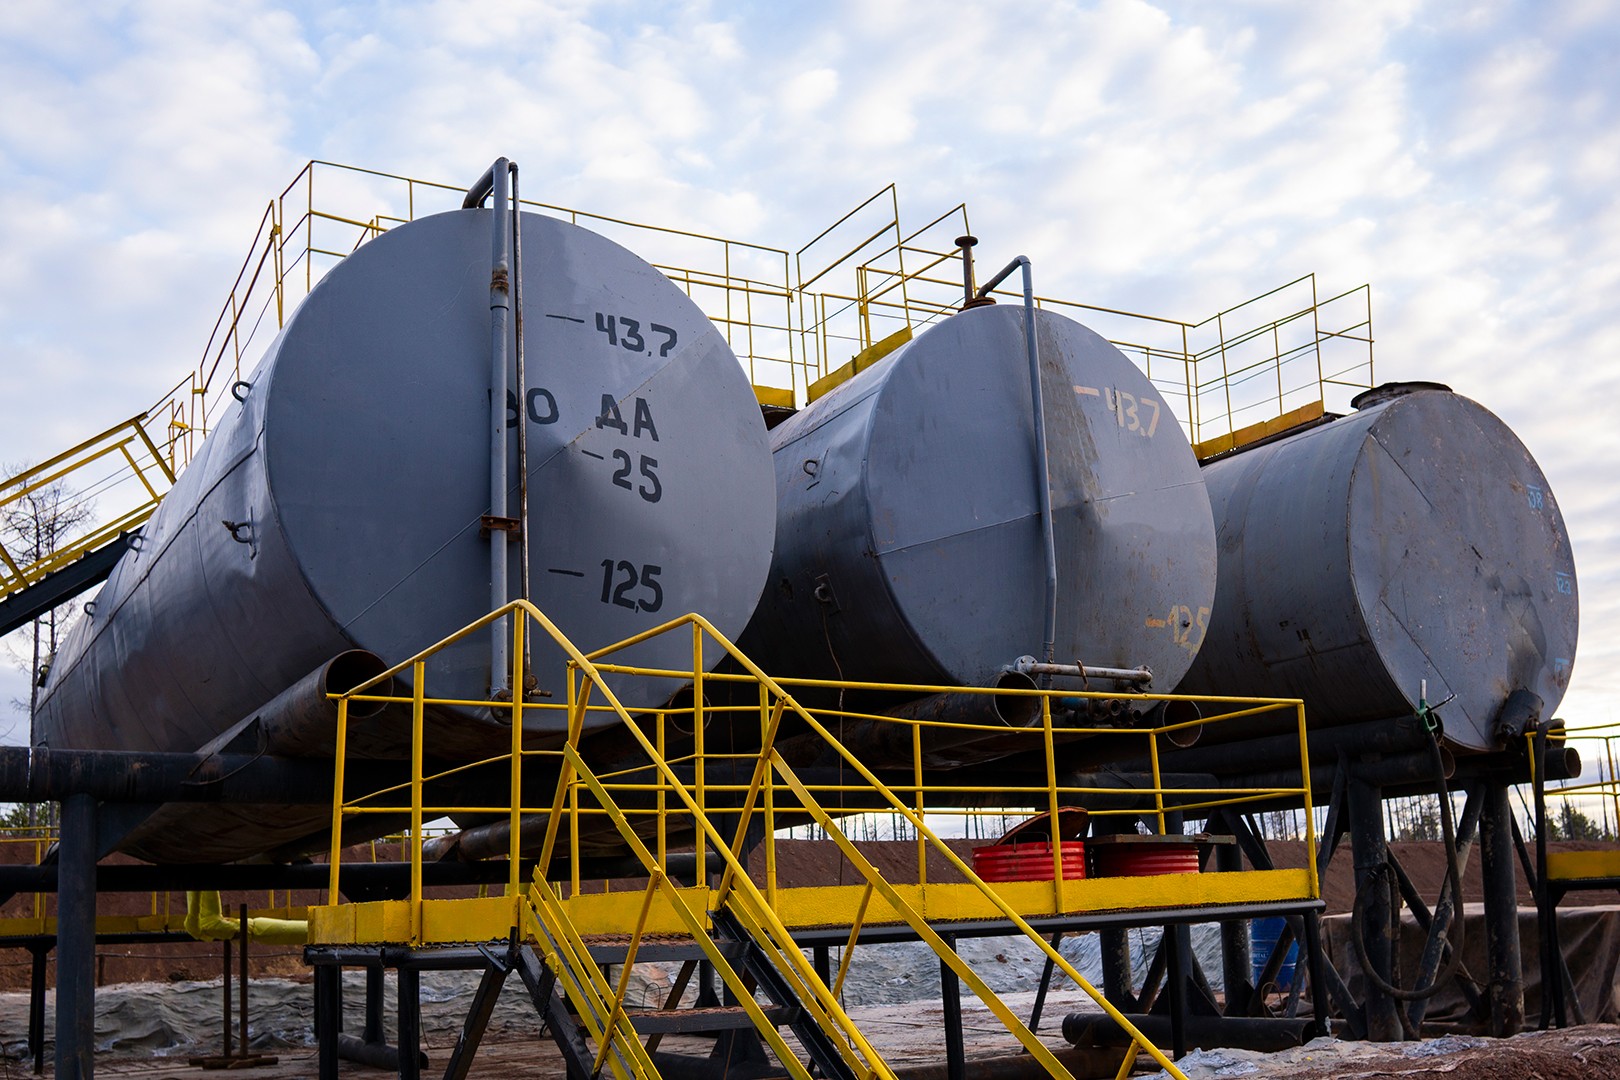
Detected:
left=36, top=208, right=777, bottom=758
left=738, top=305, right=1217, bottom=698
left=1176, top=384, right=1578, bottom=752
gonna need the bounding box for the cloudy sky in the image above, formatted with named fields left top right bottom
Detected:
left=2, top=1, right=1617, bottom=764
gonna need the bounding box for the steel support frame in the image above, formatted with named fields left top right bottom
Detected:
left=54, top=793, right=97, bottom=1080
left=1478, top=781, right=1525, bottom=1036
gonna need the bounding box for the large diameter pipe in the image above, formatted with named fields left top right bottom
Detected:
left=0, top=746, right=403, bottom=805
left=0, top=853, right=711, bottom=896
left=193, top=651, right=392, bottom=760
left=337, top=1035, right=427, bottom=1071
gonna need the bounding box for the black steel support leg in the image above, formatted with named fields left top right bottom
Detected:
left=55, top=793, right=97, bottom=1080
left=315, top=965, right=342, bottom=1080
left=365, top=963, right=386, bottom=1044
left=399, top=967, right=422, bottom=1080
left=1215, top=837, right=1252, bottom=1016
left=1348, top=777, right=1402, bottom=1041
left=28, top=942, right=48, bottom=1075
left=443, top=960, right=510, bottom=1080
left=1479, top=782, right=1525, bottom=1036
left=940, top=933, right=966, bottom=1080
left=515, top=945, right=594, bottom=1079
left=1301, top=909, right=1330, bottom=1038
left=1165, top=925, right=1187, bottom=1059
left=1028, top=931, right=1063, bottom=1033
left=1097, top=816, right=1138, bottom=1010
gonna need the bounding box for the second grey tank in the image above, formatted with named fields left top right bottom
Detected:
left=1176, top=385, right=1578, bottom=751
left=739, top=305, right=1217, bottom=695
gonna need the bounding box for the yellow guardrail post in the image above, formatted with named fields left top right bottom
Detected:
left=913, top=721, right=927, bottom=888
left=409, top=660, right=425, bottom=943
left=1299, top=702, right=1320, bottom=898
left=692, top=623, right=707, bottom=885
left=509, top=615, right=525, bottom=897
left=655, top=708, right=667, bottom=870
left=1148, top=726, right=1168, bottom=835
left=1043, top=693, right=1064, bottom=907
left=327, top=695, right=350, bottom=905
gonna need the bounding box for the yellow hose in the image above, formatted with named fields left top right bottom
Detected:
left=184, top=890, right=308, bottom=945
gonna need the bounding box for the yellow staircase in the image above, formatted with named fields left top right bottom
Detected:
left=305, top=601, right=1330, bottom=1078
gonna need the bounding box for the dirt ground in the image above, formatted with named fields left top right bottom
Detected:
left=2, top=994, right=1617, bottom=1079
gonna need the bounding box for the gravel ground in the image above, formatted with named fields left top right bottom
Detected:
left=2, top=970, right=1618, bottom=1078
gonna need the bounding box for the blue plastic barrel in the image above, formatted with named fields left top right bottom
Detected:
left=1250, top=916, right=1298, bottom=992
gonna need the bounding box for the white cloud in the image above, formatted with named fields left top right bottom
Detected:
left=2, top=0, right=1618, bottom=741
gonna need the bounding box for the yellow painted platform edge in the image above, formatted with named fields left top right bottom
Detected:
left=753, top=384, right=795, bottom=409
left=1196, top=400, right=1325, bottom=460
left=1547, top=848, right=1620, bottom=882
left=807, top=325, right=913, bottom=402
left=302, top=867, right=1316, bottom=945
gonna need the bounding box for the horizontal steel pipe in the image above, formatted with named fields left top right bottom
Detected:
left=0, top=746, right=404, bottom=805
left=1063, top=1012, right=1320, bottom=1052
left=1218, top=748, right=1455, bottom=798
left=1138, top=713, right=1435, bottom=777
left=1010, top=656, right=1152, bottom=685
left=0, top=851, right=702, bottom=896
left=336, top=1035, right=426, bottom=1071
left=194, top=651, right=393, bottom=760
left=1452, top=744, right=1580, bottom=785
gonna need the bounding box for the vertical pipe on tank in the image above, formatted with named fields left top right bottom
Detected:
left=975, top=256, right=1057, bottom=676
left=484, top=158, right=512, bottom=694
left=510, top=162, right=533, bottom=682
left=956, top=235, right=978, bottom=306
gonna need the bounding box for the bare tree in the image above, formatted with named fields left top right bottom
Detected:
left=1, top=467, right=93, bottom=830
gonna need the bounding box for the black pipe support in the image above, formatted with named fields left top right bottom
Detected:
left=1063, top=1012, right=1320, bottom=1053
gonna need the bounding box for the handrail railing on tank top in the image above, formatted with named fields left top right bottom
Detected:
left=0, top=413, right=175, bottom=607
